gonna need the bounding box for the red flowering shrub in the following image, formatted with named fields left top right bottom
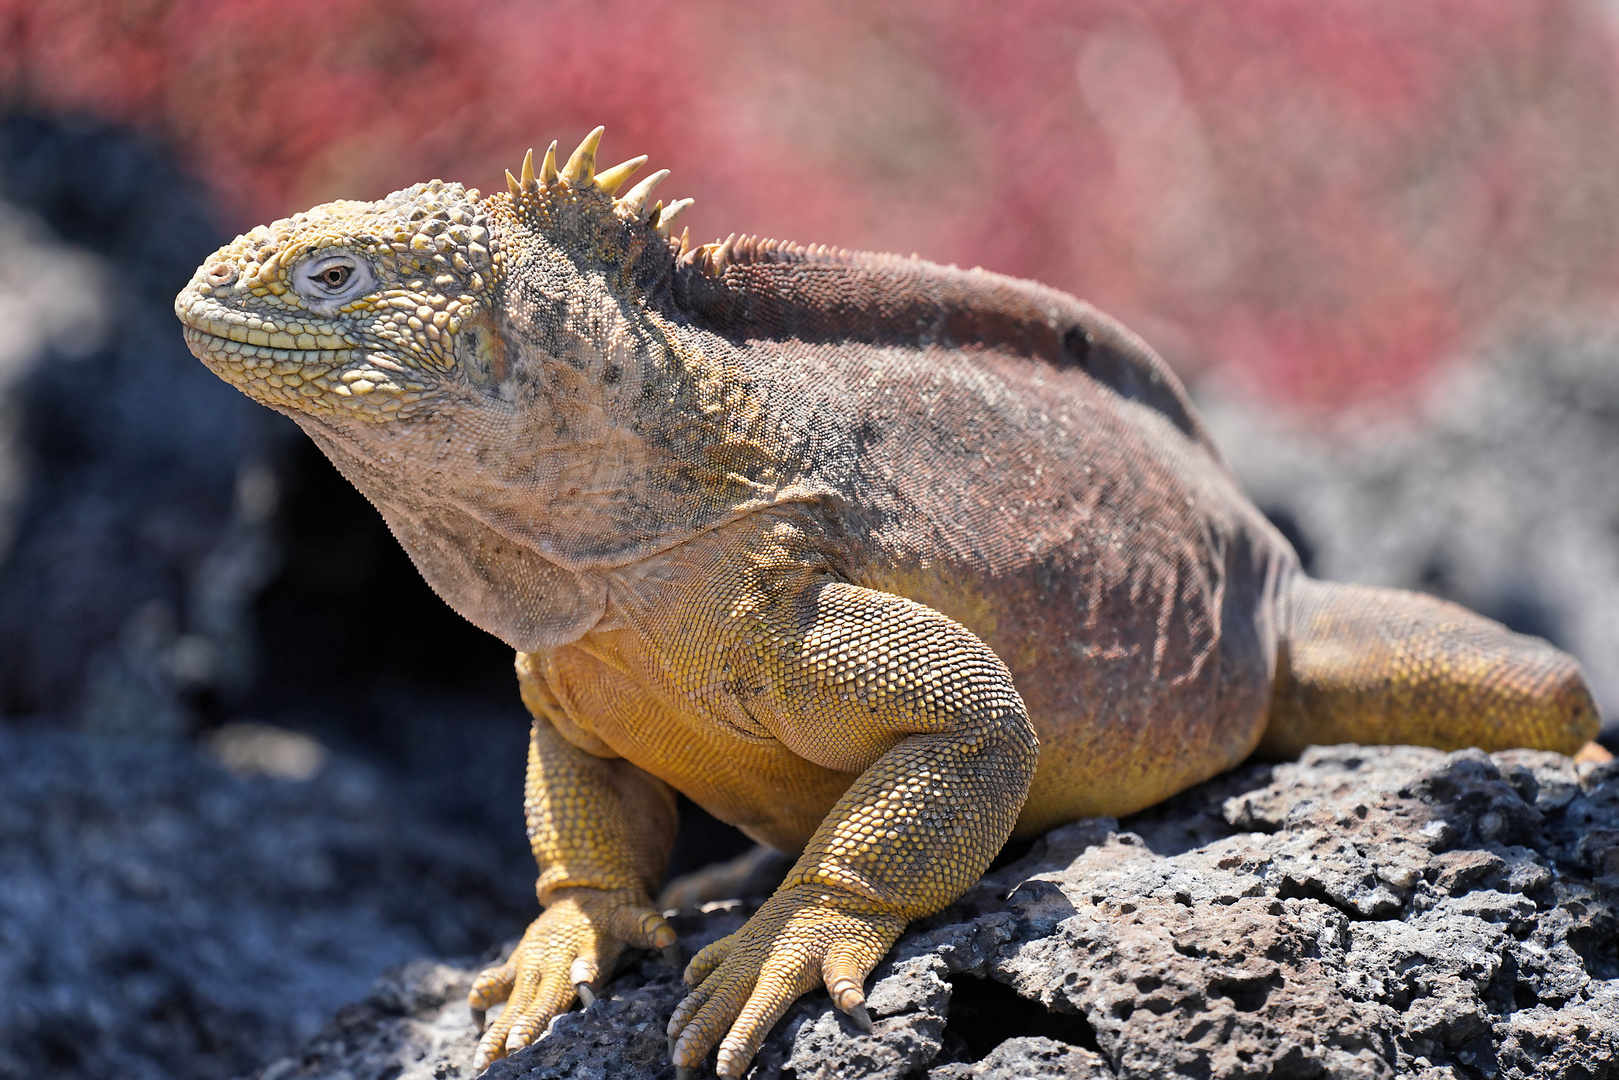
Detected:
left=4, top=0, right=1618, bottom=404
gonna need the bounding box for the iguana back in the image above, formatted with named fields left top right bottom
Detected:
left=655, top=238, right=1596, bottom=834
left=664, top=240, right=1300, bottom=829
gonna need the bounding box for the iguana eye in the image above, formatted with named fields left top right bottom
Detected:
left=292, top=250, right=378, bottom=314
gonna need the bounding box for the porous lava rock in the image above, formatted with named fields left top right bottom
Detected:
left=254, top=744, right=1619, bottom=1080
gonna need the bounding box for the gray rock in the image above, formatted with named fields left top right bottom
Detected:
left=265, top=744, right=1619, bottom=1079
left=928, top=1036, right=1111, bottom=1079
left=0, top=119, right=276, bottom=731
left=0, top=724, right=533, bottom=1080
left=1496, top=981, right=1619, bottom=1080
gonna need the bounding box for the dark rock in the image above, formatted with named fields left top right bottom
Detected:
left=259, top=744, right=1619, bottom=1079
left=0, top=117, right=277, bottom=731
left=0, top=723, right=532, bottom=1080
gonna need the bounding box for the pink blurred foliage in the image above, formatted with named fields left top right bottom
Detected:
left=4, top=0, right=1619, bottom=406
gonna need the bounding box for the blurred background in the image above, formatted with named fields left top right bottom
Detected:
left=1, top=1, right=1618, bottom=1077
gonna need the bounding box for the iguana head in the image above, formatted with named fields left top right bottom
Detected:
left=175, top=129, right=711, bottom=650
left=175, top=127, right=691, bottom=424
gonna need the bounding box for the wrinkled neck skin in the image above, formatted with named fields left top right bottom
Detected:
left=293, top=247, right=810, bottom=651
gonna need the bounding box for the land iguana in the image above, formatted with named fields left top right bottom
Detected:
left=175, top=129, right=1602, bottom=1078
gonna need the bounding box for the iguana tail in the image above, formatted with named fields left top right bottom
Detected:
left=1259, top=576, right=1601, bottom=759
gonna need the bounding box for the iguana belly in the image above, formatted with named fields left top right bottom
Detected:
left=526, top=516, right=1287, bottom=857
left=524, top=633, right=862, bottom=853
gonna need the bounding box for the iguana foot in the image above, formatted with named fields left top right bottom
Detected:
left=666, top=883, right=903, bottom=1077
left=469, top=887, right=677, bottom=1070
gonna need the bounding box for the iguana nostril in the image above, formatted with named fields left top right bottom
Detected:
left=205, top=260, right=237, bottom=286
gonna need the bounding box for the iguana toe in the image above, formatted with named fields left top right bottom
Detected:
left=468, top=954, right=517, bottom=1013
left=468, top=887, right=668, bottom=1069
left=681, top=931, right=737, bottom=987
left=666, top=885, right=901, bottom=1075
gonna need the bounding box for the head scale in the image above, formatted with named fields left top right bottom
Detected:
left=174, top=127, right=693, bottom=424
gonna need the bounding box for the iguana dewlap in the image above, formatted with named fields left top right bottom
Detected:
left=175, top=129, right=1600, bottom=1078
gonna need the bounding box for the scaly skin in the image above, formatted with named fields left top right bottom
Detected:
left=1260, top=578, right=1601, bottom=758
left=175, top=128, right=1601, bottom=1077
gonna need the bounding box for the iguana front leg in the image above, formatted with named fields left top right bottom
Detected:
left=470, top=665, right=679, bottom=1069
left=664, top=581, right=1039, bottom=1077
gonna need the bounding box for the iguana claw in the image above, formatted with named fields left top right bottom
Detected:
left=468, top=887, right=674, bottom=1070
left=666, top=884, right=903, bottom=1077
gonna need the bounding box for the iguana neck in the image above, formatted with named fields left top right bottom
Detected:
left=294, top=251, right=821, bottom=585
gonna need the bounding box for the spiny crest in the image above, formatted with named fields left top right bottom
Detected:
left=678, top=232, right=869, bottom=278
left=502, top=126, right=693, bottom=242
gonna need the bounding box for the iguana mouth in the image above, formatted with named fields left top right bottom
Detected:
left=178, top=295, right=358, bottom=352
left=179, top=322, right=422, bottom=418
left=180, top=324, right=352, bottom=366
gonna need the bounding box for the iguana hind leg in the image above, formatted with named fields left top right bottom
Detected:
left=657, top=845, right=790, bottom=911
left=1260, top=577, right=1601, bottom=759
